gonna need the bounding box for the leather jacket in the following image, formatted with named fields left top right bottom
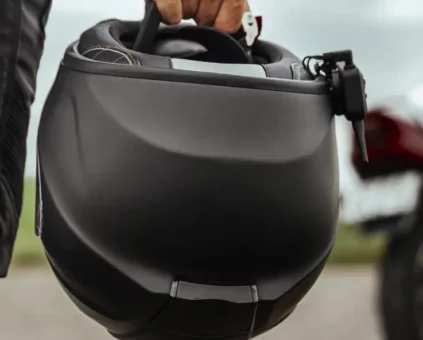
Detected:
left=0, top=0, right=52, bottom=276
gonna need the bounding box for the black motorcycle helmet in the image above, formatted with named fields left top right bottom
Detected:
left=35, top=2, right=361, bottom=339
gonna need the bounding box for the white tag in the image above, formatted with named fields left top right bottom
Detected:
left=242, top=12, right=259, bottom=47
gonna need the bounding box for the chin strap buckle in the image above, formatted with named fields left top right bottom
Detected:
left=232, top=10, right=263, bottom=61
left=303, top=50, right=369, bottom=163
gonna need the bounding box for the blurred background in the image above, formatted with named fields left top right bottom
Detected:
left=4, top=0, right=423, bottom=339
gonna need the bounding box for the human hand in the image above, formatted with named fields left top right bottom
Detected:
left=154, top=0, right=250, bottom=33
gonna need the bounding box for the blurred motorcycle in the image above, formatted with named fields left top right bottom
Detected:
left=351, top=106, right=423, bottom=340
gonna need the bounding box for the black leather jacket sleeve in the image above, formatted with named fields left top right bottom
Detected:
left=0, top=0, right=52, bottom=277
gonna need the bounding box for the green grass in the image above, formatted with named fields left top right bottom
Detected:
left=329, top=224, right=386, bottom=265
left=11, top=179, right=386, bottom=267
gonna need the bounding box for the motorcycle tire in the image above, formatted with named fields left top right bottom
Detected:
left=379, top=219, right=423, bottom=340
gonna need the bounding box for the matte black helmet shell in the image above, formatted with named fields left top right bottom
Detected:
left=36, top=15, right=339, bottom=340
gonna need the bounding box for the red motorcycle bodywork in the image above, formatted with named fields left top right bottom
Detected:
left=352, top=108, right=423, bottom=179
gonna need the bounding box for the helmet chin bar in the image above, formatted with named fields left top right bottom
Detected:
left=104, top=259, right=329, bottom=340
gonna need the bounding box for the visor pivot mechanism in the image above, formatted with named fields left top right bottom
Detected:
left=303, top=50, right=369, bottom=163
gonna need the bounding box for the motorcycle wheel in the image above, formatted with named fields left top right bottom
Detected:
left=379, top=221, right=423, bottom=340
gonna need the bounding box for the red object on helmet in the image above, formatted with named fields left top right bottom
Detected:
left=352, top=107, right=423, bottom=179
left=255, top=16, right=263, bottom=40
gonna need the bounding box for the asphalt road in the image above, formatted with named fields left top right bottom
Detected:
left=0, top=267, right=383, bottom=340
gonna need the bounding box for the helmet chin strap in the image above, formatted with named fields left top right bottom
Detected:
left=133, top=0, right=162, bottom=53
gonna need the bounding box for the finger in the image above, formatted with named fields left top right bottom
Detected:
left=182, top=0, right=200, bottom=19
left=195, top=0, right=224, bottom=26
left=154, top=0, right=183, bottom=25
left=245, top=1, right=251, bottom=11
left=213, top=0, right=246, bottom=33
